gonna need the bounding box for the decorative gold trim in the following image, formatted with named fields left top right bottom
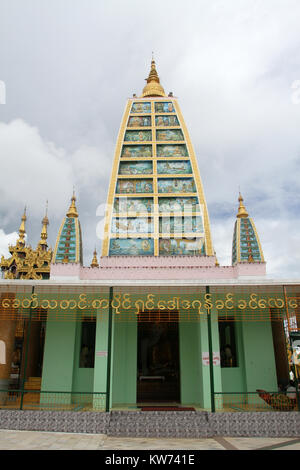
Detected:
left=52, top=217, right=66, bottom=262
left=250, top=217, right=265, bottom=263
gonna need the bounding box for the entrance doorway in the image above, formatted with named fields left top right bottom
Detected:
left=137, top=311, right=180, bottom=403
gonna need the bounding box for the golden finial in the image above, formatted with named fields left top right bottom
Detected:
left=236, top=192, right=249, bottom=218
left=38, top=201, right=49, bottom=249
left=90, top=247, right=99, bottom=268
left=66, top=190, right=78, bottom=218
left=141, top=58, right=166, bottom=97
left=17, top=207, right=27, bottom=246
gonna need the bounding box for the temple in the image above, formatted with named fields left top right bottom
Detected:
left=0, top=60, right=299, bottom=415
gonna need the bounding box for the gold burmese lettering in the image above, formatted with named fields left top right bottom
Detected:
left=78, top=294, right=88, bottom=310
left=157, top=300, right=166, bottom=309
left=1, top=298, right=11, bottom=308
left=191, top=299, right=206, bottom=315
left=21, top=298, right=32, bottom=309
left=48, top=300, right=58, bottom=309
left=237, top=299, right=247, bottom=310
left=92, top=298, right=109, bottom=309
left=204, top=293, right=213, bottom=311
left=288, top=299, right=298, bottom=309
left=268, top=298, right=277, bottom=308
left=30, top=294, right=39, bottom=309
left=68, top=299, right=77, bottom=309
left=41, top=299, right=58, bottom=310
left=275, top=298, right=284, bottom=308
left=225, top=293, right=234, bottom=309
left=215, top=299, right=225, bottom=310
left=12, top=299, right=21, bottom=309
left=121, top=293, right=132, bottom=310
left=258, top=297, right=267, bottom=309
left=134, top=299, right=144, bottom=314
left=167, top=297, right=180, bottom=310
left=145, top=294, right=155, bottom=310
left=111, top=294, right=122, bottom=314
left=60, top=300, right=69, bottom=310
left=268, top=297, right=284, bottom=309
left=248, top=293, right=258, bottom=309
left=0, top=292, right=294, bottom=314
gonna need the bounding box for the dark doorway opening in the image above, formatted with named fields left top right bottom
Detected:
left=137, top=311, right=180, bottom=403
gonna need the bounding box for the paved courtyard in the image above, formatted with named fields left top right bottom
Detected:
left=0, top=429, right=299, bottom=450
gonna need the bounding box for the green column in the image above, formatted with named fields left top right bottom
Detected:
left=179, top=320, right=201, bottom=405
left=93, top=289, right=113, bottom=410
left=197, top=309, right=222, bottom=410
left=112, top=319, right=137, bottom=406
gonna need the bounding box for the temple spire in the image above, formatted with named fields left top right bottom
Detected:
left=90, top=247, right=99, bottom=268
left=38, top=201, right=49, bottom=250
left=52, top=191, right=83, bottom=264
left=17, top=207, right=27, bottom=247
left=66, top=191, right=78, bottom=218
left=236, top=192, right=249, bottom=218
left=232, top=192, right=265, bottom=265
left=141, top=58, right=166, bottom=97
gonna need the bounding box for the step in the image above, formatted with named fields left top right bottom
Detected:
left=108, top=411, right=211, bottom=438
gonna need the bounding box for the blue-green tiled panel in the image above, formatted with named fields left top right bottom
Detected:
left=109, top=238, right=154, bottom=256
left=238, top=218, right=262, bottom=262
left=55, top=218, right=78, bottom=262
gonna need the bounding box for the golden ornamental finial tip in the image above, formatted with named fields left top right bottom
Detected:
left=66, top=192, right=78, bottom=218
left=91, top=246, right=99, bottom=268
left=141, top=58, right=165, bottom=97
left=236, top=192, right=249, bottom=218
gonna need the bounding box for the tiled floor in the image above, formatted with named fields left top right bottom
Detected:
left=0, top=429, right=299, bottom=450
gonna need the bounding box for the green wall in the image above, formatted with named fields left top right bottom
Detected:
left=179, top=321, right=201, bottom=405
left=241, top=320, right=277, bottom=392
left=41, top=318, right=77, bottom=396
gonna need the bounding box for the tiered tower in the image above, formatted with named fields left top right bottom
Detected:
left=101, top=59, right=214, bottom=258
left=232, top=193, right=265, bottom=264
left=52, top=193, right=83, bottom=264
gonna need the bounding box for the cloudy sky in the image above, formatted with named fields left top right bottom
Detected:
left=0, top=0, right=300, bottom=278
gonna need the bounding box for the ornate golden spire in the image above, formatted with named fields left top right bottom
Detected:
left=38, top=201, right=49, bottom=249
left=236, top=192, right=249, bottom=218
left=17, top=207, right=27, bottom=246
left=66, top=191, right=78, bottom=218
left=90, top=248, right=99, bottom=268
left=141, top=58, right=166, bottom=97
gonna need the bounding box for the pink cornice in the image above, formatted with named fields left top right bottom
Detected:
left=50, top=257, right=266, bottom=281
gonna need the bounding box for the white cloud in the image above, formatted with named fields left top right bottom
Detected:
left=0, top=119, right=111, bottom=256
left=0, top=119, right=72, bottom=219
left=0, top=229, right=18, bottom=259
